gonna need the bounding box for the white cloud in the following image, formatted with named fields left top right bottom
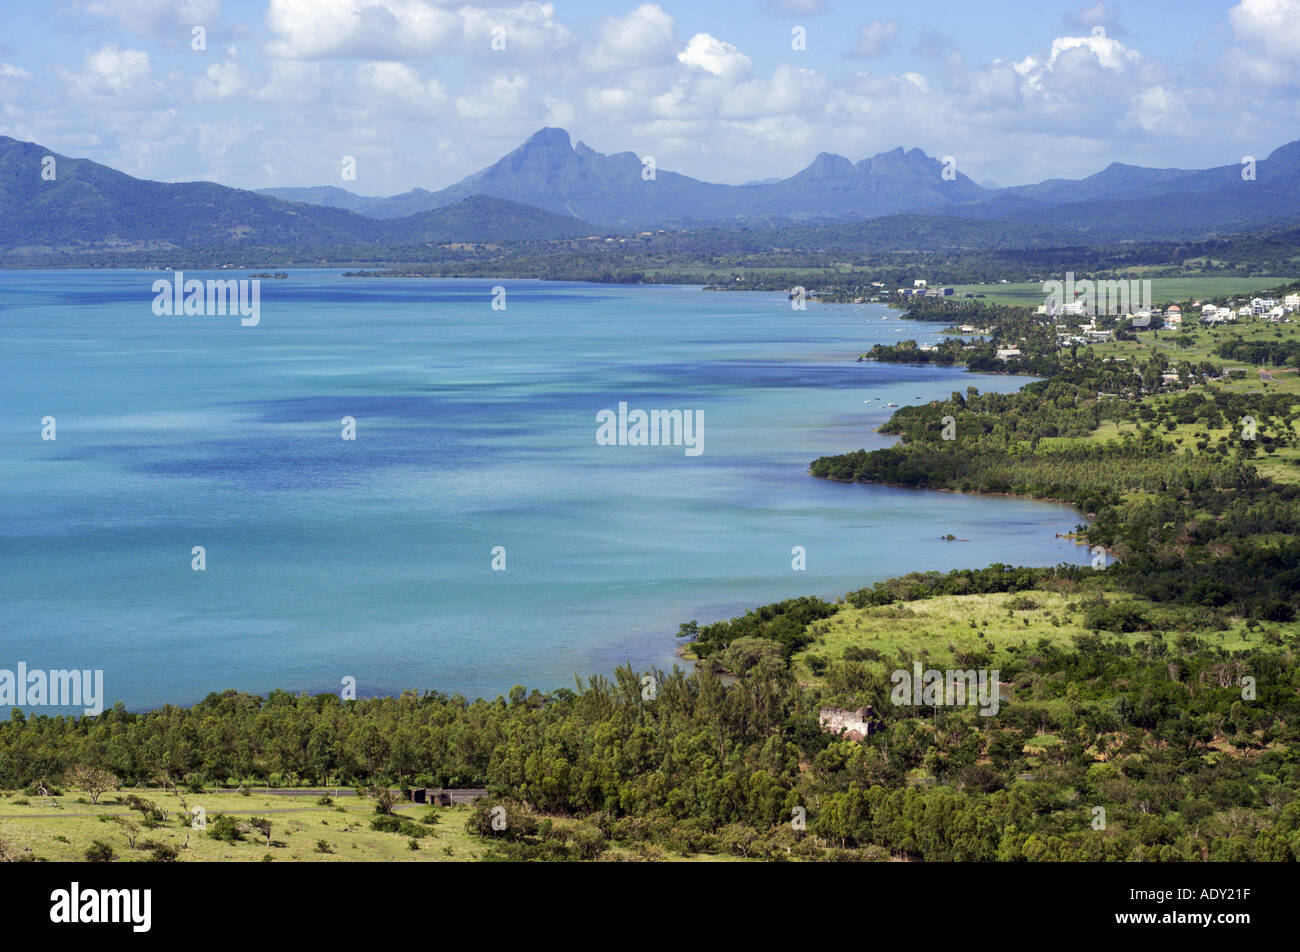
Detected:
left=1015, top=31, right=1140, bottom=86
left=454, top=73, right=533, bottom=120
left=1230, top=0, right=1300, bottom=60
left=460, top=2, right=575, bottom=58
left=60, top=45, right=166, bottom=108
left=1227, top=0, right=1300, bottom=84
left=193, top=60, right=248, bottom=100
left=263, top=0, right=572, bottom=61
left=353, top=61, right=448, bottom=117
left=4, top=1, right=1298, bottom=195
left=587, top=4, right=677, bottom=72
left=677, top=33, right=752, bottom=81
left=1126, top=85, right=1190, bottom=134
left=264, top=0, right=460, bottom=59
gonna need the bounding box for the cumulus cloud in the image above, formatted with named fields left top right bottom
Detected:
left=677, top=33, right=752, bottom=81
left=1227, top=0, right=1300, bottom=67
left=192, top=59, right=249, bottom=100
left=352, top=61, right=449, bottom=117
left=263, top=0, right=573, bottom=61
left=454, top=73, right=534, bottom=120
left=586, top=4, right=677, bottom=72
left=264, top=0, right=460, bottom=59
left=847, top=20, right=900, bottom=59
left=1014, top=30, right=1141, bottom=87
left=59, top=44, right=166, bottom=108
left=459, top=2, right=576, bottom=59
left=6, top=0, right=1300, bottom=195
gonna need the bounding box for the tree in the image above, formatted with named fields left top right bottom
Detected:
left=248, top=816, right=273, bottom=847
left=113, top=816, right=141, bottom=849
left=63, top=765, right=119, bottom=805
left=370, top=784, right=400, bottom=816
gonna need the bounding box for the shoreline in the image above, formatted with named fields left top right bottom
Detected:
left=1, top=287, right=1091, bottom=716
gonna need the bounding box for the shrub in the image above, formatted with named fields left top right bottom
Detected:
left=85, top=840, right=116, bottom=862
left=206, top=814, right=245, bottom=842
left=139, top=839, right=179, bottom=862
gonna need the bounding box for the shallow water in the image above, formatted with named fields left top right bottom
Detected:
left=0, top=272, right=1090, bottom=710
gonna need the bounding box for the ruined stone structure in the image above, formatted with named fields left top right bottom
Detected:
left=818, top=705, right=882, bottom=741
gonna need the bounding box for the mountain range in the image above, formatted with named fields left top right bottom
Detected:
left=257, top=127, right=1300, bottom=239
left=3, top=128, right=1300, bottom=259
left=259, top=126, right=991, bottom=225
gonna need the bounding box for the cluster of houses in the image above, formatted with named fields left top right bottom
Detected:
left=1055, top=321, right=1118, bottom=346
left=1201, top=294, right=1299, bottom=324
left=1047, top=292, right=1297, bottom=345
left=1123, top=294, right=1298, bottom=331
left=897, top=279, right=956, bottom=299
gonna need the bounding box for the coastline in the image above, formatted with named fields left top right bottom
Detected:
left=0, top=282, right=1090, bottom=713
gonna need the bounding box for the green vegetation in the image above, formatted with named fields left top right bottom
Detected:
left=0, top=788, right=487, bottom=862
left=5, top=272, right=1300, bottom=863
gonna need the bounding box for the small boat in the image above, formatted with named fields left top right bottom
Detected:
left=887, top=401, right=898, bottom=407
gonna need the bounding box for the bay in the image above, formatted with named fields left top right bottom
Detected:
left=0, top=271, right=1090, bottom=710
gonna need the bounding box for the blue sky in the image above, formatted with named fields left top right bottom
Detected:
left=1, top=1, right=1297, bottom=194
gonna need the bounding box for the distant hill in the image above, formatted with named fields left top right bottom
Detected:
left=256, top=185, right=442, bottom=220
left=386, top=195, right=600, bottom=242
left=250, top=127, right=1300, bottom=239
left=0, top=137, right=601, bottom=258
left=0, top=135, right=379, bottom=253
left=261, top=127, right=993, bottom=228
left=939, top=139, right=1300, bottom=239
left=5, top=130, right=1300, bottom=262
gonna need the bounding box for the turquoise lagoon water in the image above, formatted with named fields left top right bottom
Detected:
left=0, top=271, right=1091, bottom=710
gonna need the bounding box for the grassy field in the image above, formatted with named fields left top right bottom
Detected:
left=952, top=276, right=1297, bottom=308
left=1073, top=320, right=1300, bottom=483
left=1087, top=320, right=1300, bottom=389
left=792, top=589, right=1295, bottom=686
left=1042, top=414, right=1300, bottom=484
left=0, top=789, right=488, bottom=862
left=0, top=788, right=756, bottom=862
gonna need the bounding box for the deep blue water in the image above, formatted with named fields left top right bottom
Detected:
left=0, top=271, right=1091, bottom=710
